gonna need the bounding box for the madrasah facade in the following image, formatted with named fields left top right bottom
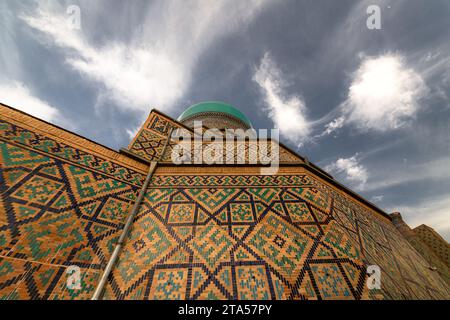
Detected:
left=0, top=101, right=448, bottom=300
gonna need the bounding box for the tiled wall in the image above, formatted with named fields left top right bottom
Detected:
left=104, top=167, right=449, bottom=300
left=0, top=106, right=144, bottom=299
left=1, top=105, right=448, bottom=300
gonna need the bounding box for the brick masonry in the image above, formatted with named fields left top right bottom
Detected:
left=0, top=104, right=448, bottom=300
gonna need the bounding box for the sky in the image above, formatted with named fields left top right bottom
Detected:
left=1, top=0, right=449, bottom=240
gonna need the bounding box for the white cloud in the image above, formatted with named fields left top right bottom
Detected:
left=319, top=116, right=345, bottom=137
left=343, top=54, right=428, bottom=132
left=325, top=154, right=368, bottom=189
left=126, top=127, right=140, bottom=140
left=253, top=52, right=310, bottom=146
left=370, top=195, right=384, bottom=203
left=363, top=155, right=450, bottom=192
left=20, top=1, right=270, bottom=115
left=0, top=81, right=62, bottom=123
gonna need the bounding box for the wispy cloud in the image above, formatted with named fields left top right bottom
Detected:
left=317, top=116, right=345, bottom=138
left=342, top=53, right=428, bottom=132
left=370, top=195, right=384, bottom=203
left=20, top=1, right=270, bottom=117
left=325, top=154, right=368, bottom=190
left=253, top=52, right=310, bottom=147
left=363, top=155, right=450, bottom=192
left=0, top=81, right=63, bottom=124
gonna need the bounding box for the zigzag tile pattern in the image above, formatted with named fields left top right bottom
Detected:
left=0, top=120, right=145, bottom=186
left=1, top=107, right=448, bottom=300
left=127, top=111, right=302, bottom=164
left=106, top=175, right=360, bottom=299
left=128, top=113, right=180, bottom=162
left=313, top=180, right=450, bottom=299
left=0, top=119, right=140, bottom=299
left=103, top=174, right=449, bottom=300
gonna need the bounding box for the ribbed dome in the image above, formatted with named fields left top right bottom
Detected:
left=178, top=102, right=252, bottom=129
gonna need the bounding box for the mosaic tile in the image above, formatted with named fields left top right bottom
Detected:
left=236, top=265, right=271, bottom=300
left=191, top=223, right=233, bottom=269
left=310, top=263, right=352, bottom=300
left=1, top=110, right=448, bottom=300
left=247, top=212, right=312, bottom=281
left=149, top=269, right=188, bottom=300
left=168, top=203, right=195, bottom=224
left=230, top=203, right=254, bottom=223
left=285, top=202, right=314, bottom=223
left=12, top=176, right=63, bottom=205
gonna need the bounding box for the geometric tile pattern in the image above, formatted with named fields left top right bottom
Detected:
left=0, top=120, right=145, bottom=186
left=129, top=131, right=166, bottom=161
left=100, top=178, right=354, bottom=300
left=1, top=107, right=449, bottom=300
left=127, top=112, right=181, bottom=162
left=413, top=224, right=449, bottom=268
left=149, top=269, right=188, bottom=300
left=248, top=212, right=312, bottom=280
left=0, top=121, right=139, bottom=299
left=102, top=173, right=449, bottom=300
left=160, top=139, right=303, bottom=164
left=315, top=182, right=450, bottom=300
left=236, top=265, right=271, bottom=299
left=127, top=111, right=303, bottom=164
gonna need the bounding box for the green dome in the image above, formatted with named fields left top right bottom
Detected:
left=178, top=102, right=252, bottom=128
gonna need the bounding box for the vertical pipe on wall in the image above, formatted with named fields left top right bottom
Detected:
left=91, top=128, right=173, bottom=300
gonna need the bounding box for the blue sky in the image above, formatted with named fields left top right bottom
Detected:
left=1, top=0, right=449, bottom=240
